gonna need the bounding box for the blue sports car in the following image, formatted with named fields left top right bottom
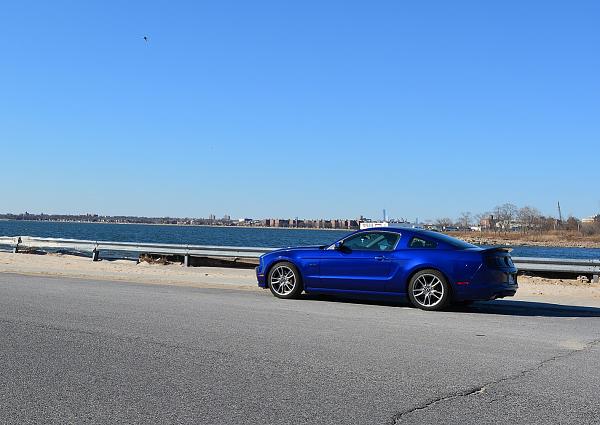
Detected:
left=256, top=228, right=518, bottom=311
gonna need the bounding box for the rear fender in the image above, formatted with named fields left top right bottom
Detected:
left=403, top=264, right=454, bottom=296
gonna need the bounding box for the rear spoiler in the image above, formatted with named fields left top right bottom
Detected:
left=480, top=247, right=513, bottom=254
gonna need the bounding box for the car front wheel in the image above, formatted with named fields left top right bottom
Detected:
left=268, top=262, right=303, bottom=299
left=408, top=269, right=450, bottom=311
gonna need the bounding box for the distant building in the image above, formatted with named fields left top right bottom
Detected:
left=345, top=219, right=359, bottom=229
left=480, top=215, right=497, bottom=230
left=291, top=218, right=305, bottom=228
left=360, top=221, right=389, bottom=230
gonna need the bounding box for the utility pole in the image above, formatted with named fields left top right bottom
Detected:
left=555, top=201, right=563, bottom=230
left=557, top=201, right=563, bottom=223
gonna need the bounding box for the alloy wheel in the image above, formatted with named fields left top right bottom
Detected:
left=411, top=273, right=445, bottom=308
left=269, top=265, right=297, bottom=296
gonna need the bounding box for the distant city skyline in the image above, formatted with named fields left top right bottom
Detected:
left=1, top=1, right=599, bottom=219
left=2, top=196, right=599, bottom=225
left=2, top=206, right=599, bottom=225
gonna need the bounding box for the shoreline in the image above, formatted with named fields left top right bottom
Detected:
left=0, top=219, right=351, bottom=232
left=2, top=220, right=600, bottom=249
left=453, top=233, right=600, bottom=249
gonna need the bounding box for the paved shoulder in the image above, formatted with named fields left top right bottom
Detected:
left=1, top=274, right=599, bottom=424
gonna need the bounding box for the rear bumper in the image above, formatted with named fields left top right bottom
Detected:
left=455, top=282, right=518, bottom=301
left=454, top=269, right=518, bottom=301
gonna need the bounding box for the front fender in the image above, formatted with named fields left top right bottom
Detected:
left=257, top=254, right=298, bottom=288
left=258, top=250, right=322, bottom=289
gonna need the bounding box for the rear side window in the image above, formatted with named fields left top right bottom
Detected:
left=409, top=237, right=438, bottom=249
left=421, top=230, right=476, bottom=249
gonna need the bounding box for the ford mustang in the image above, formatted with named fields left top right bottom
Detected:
left=256, top=228, right=518, bottom=310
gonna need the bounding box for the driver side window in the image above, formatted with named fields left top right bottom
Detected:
left=342, top=232, right=399, bottom=251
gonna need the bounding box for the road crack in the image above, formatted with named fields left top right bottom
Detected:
left=390, top=338, right=600, bottom=424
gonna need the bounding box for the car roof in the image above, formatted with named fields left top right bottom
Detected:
left=355, top=227, right=478, bottom=249
left=357, top=227, right=452, bottom=240
left=357, top=227, right=423, bottom=236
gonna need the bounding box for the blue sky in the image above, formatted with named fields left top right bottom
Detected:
left=1, top=1, right=599, bottom=221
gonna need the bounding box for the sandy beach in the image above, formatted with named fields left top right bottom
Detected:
left=0, top=252, right=257, bottom=291
left=1, top=252, right=600, bottom=307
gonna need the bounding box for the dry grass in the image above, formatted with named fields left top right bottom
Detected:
left=139, top=253, right=174, bottom=265
left=449, top=230, right=600, bottom=248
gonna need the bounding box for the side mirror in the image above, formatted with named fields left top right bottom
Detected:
left=334, top=241, right=344, bottom=250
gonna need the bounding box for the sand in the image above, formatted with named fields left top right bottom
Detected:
left=0, top=252, right=257, bottom=291
left=1, top=252, right=600, bottom=307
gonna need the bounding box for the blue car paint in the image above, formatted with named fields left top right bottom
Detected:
left=256, top=228, right=518, bottom=302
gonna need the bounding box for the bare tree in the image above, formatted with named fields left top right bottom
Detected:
left=494, top=203, right=518, bottom=231
left=517, top=206, right=542, bottom=233
left=503, top=203, right=518, bottom=228
left=457, top=211, right=472, bottom=229
left=435, top=217, right=453, bottom=229
left=565, top=216, right=581, bottom=232
left=582, top=218, right=600, bottom=236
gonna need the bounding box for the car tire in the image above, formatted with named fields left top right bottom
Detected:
left=408, top=269, right=450, bottom=311
left=268, top=262, right=303, bottom=299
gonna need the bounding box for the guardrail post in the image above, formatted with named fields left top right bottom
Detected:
left=184, top=254, right=190, bottom=267
left=12, top=237, right=22, bottom=253
left=91, top=245, right=100, bottom=262
left=593, top=274, right=599, bottom=284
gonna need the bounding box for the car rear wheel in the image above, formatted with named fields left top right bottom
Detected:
left=408, top=269, right=450, bottom=311
left=268, top=262, right=303, bottom=299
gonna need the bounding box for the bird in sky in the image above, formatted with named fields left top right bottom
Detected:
left=143, top=36, right=149, bottom=43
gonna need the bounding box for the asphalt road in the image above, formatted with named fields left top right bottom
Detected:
left=1, top=274, right=600, bottom=424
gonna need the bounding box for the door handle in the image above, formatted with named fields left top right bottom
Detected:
left=374, top=256, right=386, bottom=261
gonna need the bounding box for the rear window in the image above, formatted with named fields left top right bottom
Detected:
left=420, top=231, right=477, bottom=249
left=409, top=237, right=437, bottom=249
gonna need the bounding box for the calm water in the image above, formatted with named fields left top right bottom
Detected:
left=1, top=220, right=599, bottom=260
left=0, top=220, right=348, bottom=248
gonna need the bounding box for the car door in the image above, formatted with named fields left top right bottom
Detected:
left=317, top=231, right=400, bottom=292
left=383, top=235, right=440, bottom=293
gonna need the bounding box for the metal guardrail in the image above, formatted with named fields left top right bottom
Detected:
left=1, top=236, right=599, bottom=277
left=0, top=236, right=274, bottom=263
left=511, top=257, right=600, bottom=274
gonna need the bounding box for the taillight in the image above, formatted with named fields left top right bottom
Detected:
left=485, top=257, right=499, bottom=267
left=485, top=255, right=514, bottom=269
